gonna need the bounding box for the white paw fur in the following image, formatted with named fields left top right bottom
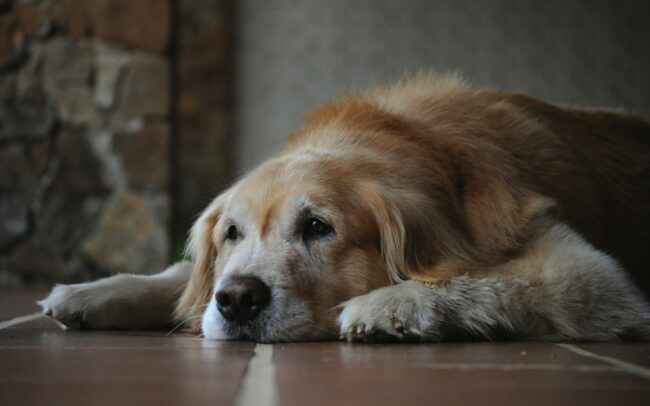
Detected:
left=39, top=282, right=110, bottom=329
left=338, top=281, right=438, bottom=342
left=38, top=262, right=192, bottom=330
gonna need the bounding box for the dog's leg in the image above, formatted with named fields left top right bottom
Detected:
left=339, top=223, right=650, bottom=343
left=38, top=261, right=193, bottom=330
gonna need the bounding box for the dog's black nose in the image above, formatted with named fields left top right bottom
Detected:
left=215, top=276, right=271, bottom=323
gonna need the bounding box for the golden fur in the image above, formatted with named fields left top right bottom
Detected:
left=174, top=73, right=649, bottom=335
left=41, top=74, right=650, bottom=342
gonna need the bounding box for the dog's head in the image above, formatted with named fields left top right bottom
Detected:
left=179, top=148, right=398, bottom=342
left=174, top=80, right=555, bottom=342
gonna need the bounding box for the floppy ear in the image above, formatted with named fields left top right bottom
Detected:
left=462, top=184, right=556, bottom=263
left=414, top=174, right=557, bottom=281
left=365, top=174, right=555, bottom=284
left=362, top=188, right=409, bottom=283
left=174, top=189, right=233, bottom=332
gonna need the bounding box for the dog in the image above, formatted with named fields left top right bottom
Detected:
left=39, top=73, right=650, bottom=343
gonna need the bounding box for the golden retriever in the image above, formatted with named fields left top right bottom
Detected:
left=39, top=74, right=650, bottom=343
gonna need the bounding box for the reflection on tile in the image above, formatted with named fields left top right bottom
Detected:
left=0, top=287, right=48, bottom=321
left=272, top=343, right=650, bottom=406
left=0, top=329, right=255, bottom=405
left=2, top=289, right=650, bottom=406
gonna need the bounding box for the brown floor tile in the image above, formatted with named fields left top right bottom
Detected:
left=1, top=328, right=234, bottom=350
left=272, top=343, right=650, bottom=406
left=274, top=364, right=649, bottom=406
left=2, top=289, right=650, bottom=406
left=271, top=341, right=604, bottom=367
left=0, top=329, right=255, bottom=406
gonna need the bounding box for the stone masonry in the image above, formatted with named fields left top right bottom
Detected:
left=0, top=0, right=173, bottom=284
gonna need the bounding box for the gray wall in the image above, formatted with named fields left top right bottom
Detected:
left=234, top=0, right=650, bottom=173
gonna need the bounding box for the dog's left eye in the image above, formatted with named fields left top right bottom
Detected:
left=225, top=225, right=238, bottom=242
left=302, top=217, right=333, bottom=240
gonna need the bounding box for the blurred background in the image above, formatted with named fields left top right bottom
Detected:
left=0, top=0, right=648, bottom=285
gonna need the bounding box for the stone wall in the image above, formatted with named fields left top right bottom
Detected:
left=0, top=0, right=173, bottom=284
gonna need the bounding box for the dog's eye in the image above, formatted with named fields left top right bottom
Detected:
left=302, top=217, right=333, bottom=240
left=225, top=225, right=238, bottom=242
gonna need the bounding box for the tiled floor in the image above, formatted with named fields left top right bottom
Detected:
left=1, top=289, right=649, bottom=405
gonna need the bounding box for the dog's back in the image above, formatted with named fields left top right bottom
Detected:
left=358, top=75, right=649, bottom=291
left=304, top=76, right=650, bottom=291
left=482, top=92, right=650, bottom=292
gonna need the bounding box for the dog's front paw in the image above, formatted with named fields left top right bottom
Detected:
left=338, top=281, right=439, bottom=343
left=38, top=283, right=105, bottom=329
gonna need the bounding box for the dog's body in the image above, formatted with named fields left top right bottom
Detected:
left=40, top=74, right=650, bottom=343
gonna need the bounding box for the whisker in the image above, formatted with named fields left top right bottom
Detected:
left=326, top=305, right=343, bottom=315
left=166, top=314, right=203, bottom=336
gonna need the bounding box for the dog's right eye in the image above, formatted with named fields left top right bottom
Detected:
left=225, top=225, right=238, bottom=242
left=301, top=217, right=334, bottom=241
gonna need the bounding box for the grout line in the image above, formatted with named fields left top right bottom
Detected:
left=557, top=343, right=650, bottom=381
left=395, top=362, right=620, bottom=373
left=0, top=312, right=43, bottom=329
left=234, top=344, right=278, bottom=406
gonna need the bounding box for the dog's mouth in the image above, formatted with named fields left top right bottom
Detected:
left=220, top=317, right=270, bottom=342
left=218, top=316, right=340, bottom=343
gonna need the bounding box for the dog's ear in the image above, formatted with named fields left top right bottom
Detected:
left=365, top=173, right=555, bottom=283
left=461, top=182, right=556, bottom=266
left=174, top=188, right=233, bottom=332
left=415, top=170, right=556, bottom=280
left=362, top=187, right=409, bottom=282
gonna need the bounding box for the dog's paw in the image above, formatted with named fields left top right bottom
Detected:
left=38, top=283, right=106, bottom=329
left=338, top=281, right=439, bottom=343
